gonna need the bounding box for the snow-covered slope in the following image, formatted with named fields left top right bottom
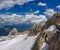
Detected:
left=0, top=33, right=39, bottom=50
left=0, top=32, right=49, bottom=50
left=45, top=25, right=59, bottom=33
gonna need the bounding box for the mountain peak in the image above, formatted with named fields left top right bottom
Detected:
left=28, top=13, right=60, bottom=50
left=8, top=28, right=19, bottom=36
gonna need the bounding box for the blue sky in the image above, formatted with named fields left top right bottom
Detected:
left=0, top=0, right=60, bottom=15
left=0, top=0, right=60, bottom=25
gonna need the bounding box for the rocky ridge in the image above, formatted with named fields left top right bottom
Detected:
left=29, top=13, right=60, bottom=50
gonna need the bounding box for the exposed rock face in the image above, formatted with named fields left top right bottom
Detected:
left=43, top=13, right=60, bottom=30
left=31, top=36, right=45, bottom=50
left=47, top=31, right=60, bottom=50
left=43, top=31, right=55, bottom=42
left=42, top=25, right=59, bottom=42
left=29, top=13, right=60, bottom=50
left=29, top=24, right=43, bottom=36
left=29, top=13, right=60, bottom=36
left=42, top=13, right=60, bottom=50
left=9, top=28, right=19, bottom=36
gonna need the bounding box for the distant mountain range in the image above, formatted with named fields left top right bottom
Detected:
left=0, top=14, right=47, bottom=36
left=0, top=23, right=33, bottom=36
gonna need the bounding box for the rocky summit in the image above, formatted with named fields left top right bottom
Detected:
left=43, top=13, right=60, bottom=30
left=8, top=28, right=19, bottom=36
left=28, top=13, right=60, bottom=50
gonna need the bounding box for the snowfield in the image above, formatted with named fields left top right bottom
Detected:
left=0, top=33, right=49, bottom=50
left=45, top=25, right=59, bottom=33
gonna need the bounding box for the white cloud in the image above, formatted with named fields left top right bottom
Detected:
left=33, top=10, right=40, bottom=14
left=56, top=5, right=60, bottom=9
left=38, top=2, right=47, bottom=6
left=26, top=10, right=40, bottom=15
left=0, top=0, right=33, bottom=9
left=44, top=9, right=56, bottom=17
left=0, top=14, right=47, bottom=25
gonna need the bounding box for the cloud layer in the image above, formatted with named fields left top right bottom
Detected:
left=38, top=2, right=47, bottom=6
left=0, top=14, right=47, bottom=25
left=56, top=5, right=60, bottom=9
left=0, top=0, right=33, bottom=9
left=44, top=9, right=56, bottom=17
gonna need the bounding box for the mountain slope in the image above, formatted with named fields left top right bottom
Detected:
left=0, top=13, right=60, bottom=50
left=28, top=13, right=60, bottom=50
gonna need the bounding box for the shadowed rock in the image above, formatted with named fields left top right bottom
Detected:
left=47, top=31, right=60, bottom=50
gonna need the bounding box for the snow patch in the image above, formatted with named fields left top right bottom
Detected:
left=45, top=25, right=59, bottom=33
left=40, top=42, right=49, bottom=50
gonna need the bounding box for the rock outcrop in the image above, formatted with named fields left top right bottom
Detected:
left=8, top=28, right=19, bottom=36
left=43, top=13, right=60, bottom=30
left=42, top=29, right=60, bottom=50
left=28, top=24, right=43, bottom=36
left=42, top=13, right=60, bottom=50
left=29, top=13, right=60, bottom=50
left=47, top=31, right=60, bottom=50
